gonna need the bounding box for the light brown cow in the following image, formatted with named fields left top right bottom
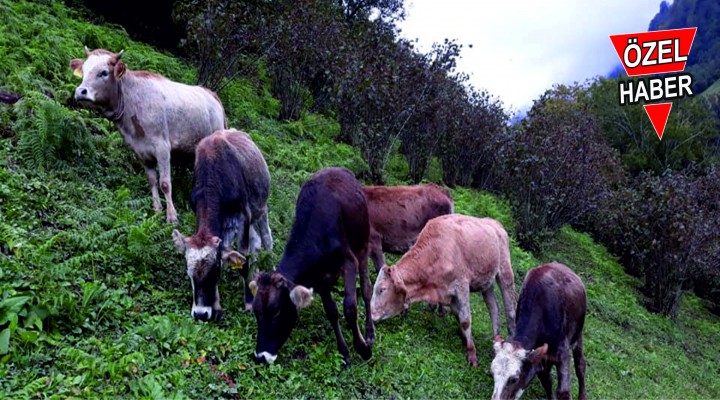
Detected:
left=363, top=183, right=453, bottom=272
left=69, top=47, right=225, bottom=223
left=371, top=214, right=517, bottom=367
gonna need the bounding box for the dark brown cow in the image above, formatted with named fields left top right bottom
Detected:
left=491, top=262, right=587, bottom=400
left=371, top=214, right=517, bottom=367
left=249, top=167, right=374, bottom=366
left=70, top=47, right=225, bottom=223
left=363, top=183, right=453, bottom=272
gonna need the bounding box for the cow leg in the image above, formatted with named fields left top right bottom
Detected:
left=357, top=246, right=375, bottom=346
left=451, top=289, right=477, bottom=367
left=481, top=286, right=501, bottom=337
left=157, top=153, right=178, bottom=223
left=144, top=167, right=163, bottom=212
left=320, top=290, right=351, bottom=367
left=242, top=220, right=257, bottom=312
left=240, top=255, right=254, bottom=312
left=368, top=229, right=385, bottom=272
left=555, top=342, right=573, bottom=400
left=248, top=223, right=261, bottom=256
left=496, top=263, right=517, bottom=336
left=341, top=255, right=372, bottom=361
left=537, top=367, right=554, bottom=400
left=255, top=208, right=273, bottom=252
left=573, top=335, right=587, bottom=400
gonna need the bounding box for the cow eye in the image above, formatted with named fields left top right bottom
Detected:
left=99, top=70, right=109, bottom=78
left=508, top=377, right=518, bottom=385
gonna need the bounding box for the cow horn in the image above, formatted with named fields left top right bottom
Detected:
left=114, top=49, right=125, bottom=61
left=84, top=45, right=91, bottom=56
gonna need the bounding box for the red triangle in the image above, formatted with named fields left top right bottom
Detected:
left=643, top=102, right=673, bottom=140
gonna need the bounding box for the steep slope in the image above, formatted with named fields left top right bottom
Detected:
left=1, top=1, right=719, bottom=398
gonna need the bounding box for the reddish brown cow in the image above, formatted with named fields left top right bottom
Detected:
left=363, top=183, right=453, bottom=272
left=70, top=47, right=225, bottom=223
left=371, top=214, right=517, bottom=367
left=491, top=262, right=587, bottom=400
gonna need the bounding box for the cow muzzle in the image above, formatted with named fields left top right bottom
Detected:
left=74, top=86, right=94, bottom=103
left=192, top=305, right=223, bottom=322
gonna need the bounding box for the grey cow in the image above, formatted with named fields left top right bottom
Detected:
left=172, top=129, right=273, bottom=321
left=70, top=47, right=225, bottom=223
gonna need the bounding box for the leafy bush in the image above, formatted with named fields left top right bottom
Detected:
left=590, top=169, right=720, bottom=317
left=497, top=84, right=624, bottom=250
left=588, top=77, right=719, bottom=175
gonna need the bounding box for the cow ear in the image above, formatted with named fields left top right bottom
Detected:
left=69, top=59, right=83, bottom=77
left=209, top=236, right=222, bottom=248
left=528, top=343, right=548, bottom=365
left=114, top=61, right=126, bottom=79
left=387, top=267, right=407, bottom=295
left=222, top=250, right=246, bottom=270
left=289, top=285, right=314, bottom=309
left=171, top=229, right=187, bottom=253
left=249, top=279, right=258, bottom=296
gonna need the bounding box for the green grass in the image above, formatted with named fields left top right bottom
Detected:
left=1, top=1, right=719, bottom=398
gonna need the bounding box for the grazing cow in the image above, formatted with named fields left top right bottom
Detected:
left=70, top=47, right=225, bottom=223
left=249, top=167, right=374, bottom=366
left=371, top=214, right=517, bottom=367
left=363, top=183, right=454, bottom=272
left=491, top=262, right=587, bottom=400
left=172, top=130, right=272, bottom=322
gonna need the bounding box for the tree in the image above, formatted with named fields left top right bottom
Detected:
left=498, top=84, right=624, bottom=250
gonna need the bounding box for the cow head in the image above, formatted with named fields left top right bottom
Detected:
left=490, top=336, right=548, bottom=400
left=370, top=265, right=408, bottom=322
left=249, top=271, right=313, bottom=364
left=172, top=229, right=245, bottom=322
left=69, top=47, right=126, bottom=116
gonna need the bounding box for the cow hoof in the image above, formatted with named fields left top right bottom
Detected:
left=244, top=303, right=253, bottom=313
left=356, top=344, right=372, bottom=361
left=167, top=216, right=178, bottom=224
left=437, top=305, right=447, bottom=317
left=468, top=356, right=478, bottom=368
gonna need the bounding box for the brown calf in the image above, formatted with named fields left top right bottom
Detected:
left=363, top=183, right=453, bottom=272
left=371, top=214, right=517, bottom=367
left=491, top=262, right=587, bottom=400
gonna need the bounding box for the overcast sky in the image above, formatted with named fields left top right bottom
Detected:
left=398, top=0, right=667, bottom=114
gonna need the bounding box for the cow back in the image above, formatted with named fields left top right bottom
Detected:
left=280, top=168, right=369, bottom=287
left=363, top=183, right=453, bottom=253
left=191, top=130, right=270, bottom=232
left=515, top=262, right=587, bottom=353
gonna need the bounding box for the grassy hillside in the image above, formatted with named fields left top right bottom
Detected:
left=1, top=1, right=719, bottom=398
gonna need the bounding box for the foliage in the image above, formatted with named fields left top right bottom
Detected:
left=588, top=77, right=719, bottom=175
left=1, top=1, right=719, bottom=399
left=588, top=169, right=720, bottom=317
left=497, top=84, right=624, bottom=250
left=438, top=86, right=508, bottom=188
left=649, top=0, right=720, bottom=93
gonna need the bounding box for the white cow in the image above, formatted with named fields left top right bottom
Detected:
left=70, top=47, right=225, bottom=222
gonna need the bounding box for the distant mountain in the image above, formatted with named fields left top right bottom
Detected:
left=648, top=0, right=720, bottom=93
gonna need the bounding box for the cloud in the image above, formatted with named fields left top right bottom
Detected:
left=398, top=0, right=667, bottom=113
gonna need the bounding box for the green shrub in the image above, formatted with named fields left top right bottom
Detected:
left=498, top=84, right=625, bottom=250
